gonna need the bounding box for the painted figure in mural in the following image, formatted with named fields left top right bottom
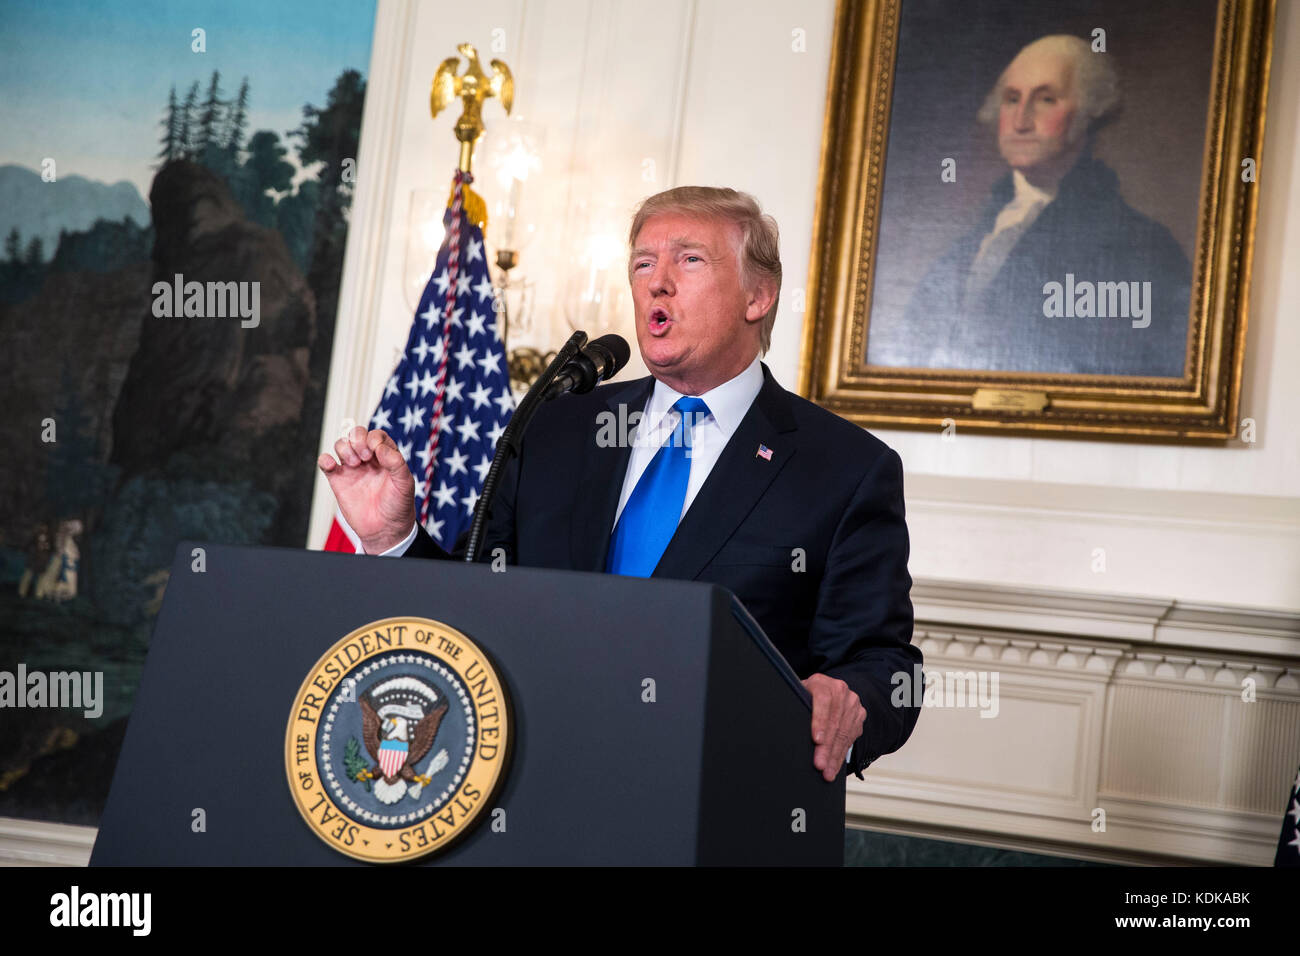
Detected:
left=17, top=522, right=52, bottom=599
left=33, top=519, right=82, bottom=602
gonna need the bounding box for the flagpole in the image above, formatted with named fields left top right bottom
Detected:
left=462, top=331, right=588, bottom=563
left=431, top=42, right=508, bottom=350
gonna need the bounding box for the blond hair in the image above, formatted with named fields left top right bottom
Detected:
left=628, top=186, right=782, bottom=354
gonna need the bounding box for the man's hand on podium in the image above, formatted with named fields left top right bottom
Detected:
left=802, top=673, right=865, bottom=782
left=318, top=426, right=417, bottom=555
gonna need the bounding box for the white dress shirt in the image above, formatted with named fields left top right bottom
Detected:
left=612, top=354, right=763, bottom=528
left=980, top=170, right=1057, bottom=251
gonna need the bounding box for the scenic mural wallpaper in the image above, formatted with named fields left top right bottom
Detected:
left=0, top=0, right=377, bottom=825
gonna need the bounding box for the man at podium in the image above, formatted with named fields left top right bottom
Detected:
left=319, top=186, right=923, bottom=782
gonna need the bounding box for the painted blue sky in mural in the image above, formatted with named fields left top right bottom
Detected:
left=0, top=0, right=376, bottom=203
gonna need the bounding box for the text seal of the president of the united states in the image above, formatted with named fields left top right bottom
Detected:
left=285, top=616, right=511, bottom=863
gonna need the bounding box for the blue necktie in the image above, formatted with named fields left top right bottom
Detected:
left=606, top=396, right=711, bottom=577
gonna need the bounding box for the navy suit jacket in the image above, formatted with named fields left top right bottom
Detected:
left=405, top=362, right=923, bottom=777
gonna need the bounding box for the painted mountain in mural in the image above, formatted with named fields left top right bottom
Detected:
left=0, top=165, right=150, bottom=261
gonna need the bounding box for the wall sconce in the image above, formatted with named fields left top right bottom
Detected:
left=483, top=117, right=544, bottom=256
left=564, top=225, right=630, bottom=337
left=482, top=118, right=546, bottom=389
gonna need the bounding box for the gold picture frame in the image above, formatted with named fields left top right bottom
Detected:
left=798, top=0, right=1275, bottom=440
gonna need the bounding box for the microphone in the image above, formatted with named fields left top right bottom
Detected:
left=543, top=334, right=630, bottom=399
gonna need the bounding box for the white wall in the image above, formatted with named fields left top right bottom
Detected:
left=313, top=0, right=1299, bottom=612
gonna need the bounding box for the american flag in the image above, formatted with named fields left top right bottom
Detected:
left=324, top=170, right=514, bottom=552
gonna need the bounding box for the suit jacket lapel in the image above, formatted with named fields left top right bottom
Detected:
left=569, top=375, right=654, bottom=571
left=653, top=364, right=798, bottom=581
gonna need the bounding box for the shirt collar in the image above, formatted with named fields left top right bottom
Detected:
left=641, top=355, right=764, bottom=440
left=1011, top=169, right=1057, bottom=207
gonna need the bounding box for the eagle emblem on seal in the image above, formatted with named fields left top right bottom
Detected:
left=354, top=677, right=450, bottom=805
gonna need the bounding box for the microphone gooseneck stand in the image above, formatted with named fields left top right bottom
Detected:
left=462, top=330, right=588, bottom=563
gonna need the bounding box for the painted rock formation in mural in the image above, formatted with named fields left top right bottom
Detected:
left=111, top=158, right=317, bottom=490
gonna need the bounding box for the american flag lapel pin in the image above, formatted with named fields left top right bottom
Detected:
left=756, top=443, right=773, bottom=461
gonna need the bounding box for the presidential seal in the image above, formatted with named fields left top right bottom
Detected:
left=284, top=616, right=511, bottom=863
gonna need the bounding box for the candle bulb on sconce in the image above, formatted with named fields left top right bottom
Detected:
left=502, top=177, right=522, bottom=250
left=485, top=117, right=543, bottom=261
left=481, top=118, right=546, bottom=389
left=563, top=222, right=630, bottom=341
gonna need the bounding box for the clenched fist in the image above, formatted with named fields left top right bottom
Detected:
left=317, top=426, right=416, bottom=554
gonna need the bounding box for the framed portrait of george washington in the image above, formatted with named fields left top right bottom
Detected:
left=798, top=0, right=1275, bottom=439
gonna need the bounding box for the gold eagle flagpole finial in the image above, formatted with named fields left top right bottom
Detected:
left=431, top=42, right=514, bottom=177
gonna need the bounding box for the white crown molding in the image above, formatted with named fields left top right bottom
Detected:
left=915, top=631, right=1125, bottom=680
left=913, top=576, right=1300, bottom=659
left=913, top=625, right=1300, bottom=695
left=906, top=474, right=1300, bottom=530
